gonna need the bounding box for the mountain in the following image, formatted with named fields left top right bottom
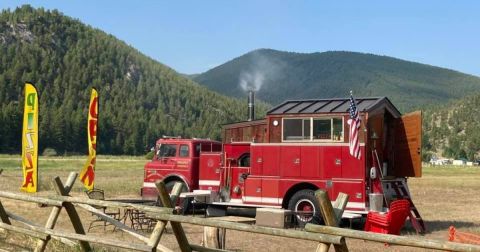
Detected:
left=193, top=49, right=480, bottom=112
left=0, top=6, right=266, bottom=155
left=423, top=94, right=480, bottom=161
left=181, top=73, right=200, bottom=79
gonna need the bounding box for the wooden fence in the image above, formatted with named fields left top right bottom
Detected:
left=0, top=172, right=480, bottom=252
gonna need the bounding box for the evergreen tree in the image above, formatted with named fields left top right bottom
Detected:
left=0, top=6, right=268, bottom=155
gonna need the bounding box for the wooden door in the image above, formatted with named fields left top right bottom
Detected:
left=394, top=111, right=422, bottom=177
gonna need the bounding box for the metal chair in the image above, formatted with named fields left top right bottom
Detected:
left=130, top=209, right=154, bottom=231
left=86, top=189, right=121, bottom=231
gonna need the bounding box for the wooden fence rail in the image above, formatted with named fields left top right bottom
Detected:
left=1, top=172, right=480, bottom=252
left=145, top=212, right=343, bottom=245
left=305, top=224, right=480, bottom=252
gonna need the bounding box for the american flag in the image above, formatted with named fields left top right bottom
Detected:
left=347, top=94, right=361, bottom=159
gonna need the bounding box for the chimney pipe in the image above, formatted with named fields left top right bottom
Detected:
left=248, top=90, right=255, bottom=121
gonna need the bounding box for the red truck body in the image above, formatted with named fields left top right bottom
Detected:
left=142, top=97, right=422, bottom=221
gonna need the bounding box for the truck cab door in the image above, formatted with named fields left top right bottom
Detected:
left=176, top=144, right=191, bottom=170
left=393, top=111, right=422, bottom=177
left=157, top=144, right=178, bottom=170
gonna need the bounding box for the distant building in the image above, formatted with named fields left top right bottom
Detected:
left=452, top=159, right=467, bottom=166
left=429, top=158, right=450, bottom=166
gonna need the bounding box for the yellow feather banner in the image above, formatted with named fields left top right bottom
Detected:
left=21, top=83, right=39, bottom=193
left=80, top=88, right=98, bottom=191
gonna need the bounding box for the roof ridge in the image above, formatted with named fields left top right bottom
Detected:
left=267, top=97, right=398, bottom=115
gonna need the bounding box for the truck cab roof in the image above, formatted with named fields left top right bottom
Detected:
left=156, top=138, right=221, bottom=145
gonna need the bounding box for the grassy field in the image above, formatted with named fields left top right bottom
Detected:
left=1, top=155, right=480, bottom=251
left=0, top=154, right=146, bottom=196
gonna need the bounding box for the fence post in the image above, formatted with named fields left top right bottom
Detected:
left=35, top=173, right=92, bottom=252
left=0, top=199, right=11, bottom=235
left=52, top=174, right=91, bottom=251
left=34, top=172, right=78, bottom=252
left=0, top=200, right=11, bottom=225
left=315, top=190, right=349, bottom=252
left=169, top=182, right=183, bottom=205
left=154, top=181, right=192, bottom=252
left=149, top=181, right=185, bottom=251
left=332, top=193, right=349, bottom=221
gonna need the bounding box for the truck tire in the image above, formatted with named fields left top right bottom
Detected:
left=288, top=189, right=322, bottom=227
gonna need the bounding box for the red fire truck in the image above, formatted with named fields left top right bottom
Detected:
left=142, top=95, right=423, bottom=228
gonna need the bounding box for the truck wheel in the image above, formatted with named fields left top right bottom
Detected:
left=288, top=189, right=322, bottom=227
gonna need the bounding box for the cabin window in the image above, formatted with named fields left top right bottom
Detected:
left=313, top=119, right=331, bottom=140
left=283, top=118, right=311, bottom=141
left=333, top=118, right=343, bottom=141
left=283, top=117, right=343, bottom=142
left=158, top=144, right=177, bottom=158
left=238, top=153, right=250, bottom=167
left=179, top=145, right=189, bottom=157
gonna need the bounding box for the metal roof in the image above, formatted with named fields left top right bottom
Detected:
left=267, top=97, right=401, bottom=116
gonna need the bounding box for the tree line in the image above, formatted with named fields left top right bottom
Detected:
left=0, top=5, right=266, bottom=155
left=422, top=94, right=480, bottom=161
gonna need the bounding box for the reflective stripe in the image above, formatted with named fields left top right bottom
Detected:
left=143, top=182, right=156, bottom=188
left=199, top=180, right=220, bottom=186
left=243, top=196, right=283, bottom=204
left=346, top=202, right=365, bottom=208
left=252, top=142, right=366, bottom=147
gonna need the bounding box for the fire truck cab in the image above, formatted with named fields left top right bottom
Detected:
left=142, top=138, right=222, bottom=198
left=143, top=97, right=422, bottom=225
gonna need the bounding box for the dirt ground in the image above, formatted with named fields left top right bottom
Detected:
left=1, top=157, right=480, bottom=251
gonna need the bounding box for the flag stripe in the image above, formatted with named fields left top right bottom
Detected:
left=348, top=95, right=361, bottom=159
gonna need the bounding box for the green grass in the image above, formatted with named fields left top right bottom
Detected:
left=422, top=164, right=480, bottom=176
left=0, top=155, right=147, bottom=196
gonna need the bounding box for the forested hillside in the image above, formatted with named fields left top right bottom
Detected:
left=193, top=49, right=480, bottom=112
left=423, top=94, right=480, bottom=161
left=0, top=6, right=266, bottom=155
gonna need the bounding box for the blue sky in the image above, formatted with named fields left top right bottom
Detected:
left=1, top=1, right=480, bottom=76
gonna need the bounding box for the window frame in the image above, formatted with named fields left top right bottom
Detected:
left=179, top=144, right=190, bottom=157
left=282, top=117, right=311, bottom=141
left=156, top=144, right=178, bottom=159
left=282, top=116, right=344, bottom=142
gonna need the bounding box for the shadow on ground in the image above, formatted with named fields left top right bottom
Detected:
left=422, top=220, right=479, bottom=233
left=400, top=220, right=479, bottom=235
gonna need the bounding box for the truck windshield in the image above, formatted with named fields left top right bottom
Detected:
left=157, top=144, right=177, bottom=158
